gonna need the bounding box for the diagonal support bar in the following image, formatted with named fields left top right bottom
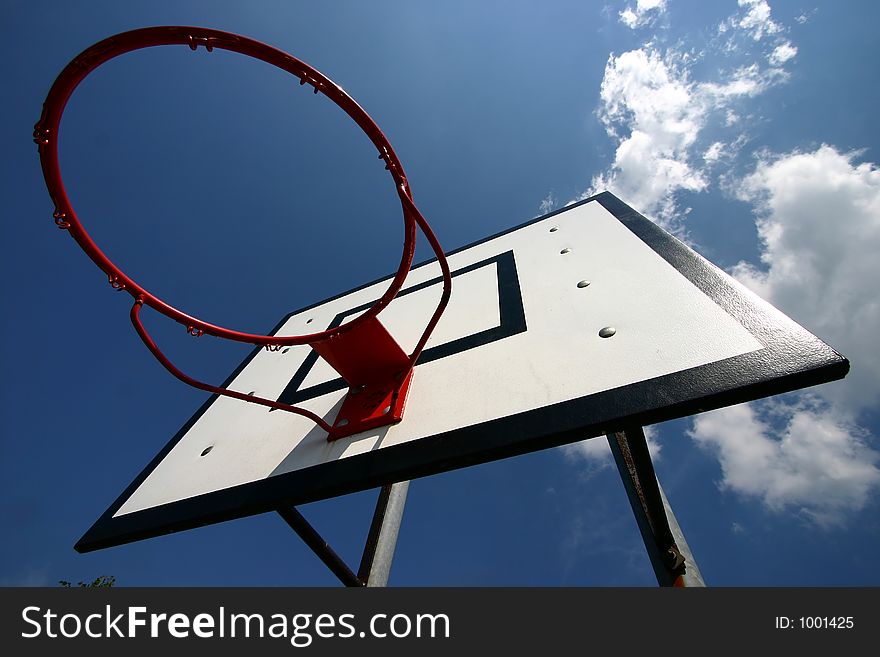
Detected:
left=606, top=427, right=705, bottom=587
left=277, top=482, right=409, bottom=587
left=277, top=507, right=363, bottom=587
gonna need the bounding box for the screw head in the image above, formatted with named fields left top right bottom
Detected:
left=382, top=405, right=392, bottom=415
left=577, top=280, right=591, bottom=288
left=599, top=326, right=617, bottom=338
left=336, top=418, right=349, bottom=427
left=560, top=248, right=571, bottom=254
left=549, top=226, right=559, bottom=232
left=200, top=446, right=214, bottom=457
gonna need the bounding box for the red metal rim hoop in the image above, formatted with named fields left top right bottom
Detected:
left=34, top=26, right=434, bottom=347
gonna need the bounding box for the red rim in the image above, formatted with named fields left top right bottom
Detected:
left=35, top=26, right=428, bottom=346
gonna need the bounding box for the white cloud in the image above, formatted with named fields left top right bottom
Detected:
left=699, top=63, right=786, bottom=99
left=703, top=141, right=725, bottom=163
left=718, top=1, right=790, bottom=55
left=689, top=144, right=880, bottom=526
left=563, top=435, right=614, bottom=465
left=731, top=145, right=880, bottom=413
left=769, top=42, right=797, bottom=65
left=585, top=44, right=789, bottom=229
left=619, top=0, right=667, bottom=29
left=586, top=48, right=707, bottom=229
left=583, top=0, right=800, bottom=229
left=539, top=190, right=558, bottom=214
left=689, top=401, right=880, bottom=527
left=736, top=0, right=782, bottom=40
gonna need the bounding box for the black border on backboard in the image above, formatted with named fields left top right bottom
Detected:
left=76, top=192, right=849, bottom=552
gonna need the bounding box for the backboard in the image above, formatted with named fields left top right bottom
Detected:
left=76, top=192, right=848, bottom=552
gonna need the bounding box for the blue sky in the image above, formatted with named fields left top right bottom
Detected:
left=2, top=0, right=879, bottom=586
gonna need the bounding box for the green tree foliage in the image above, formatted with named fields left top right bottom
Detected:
left=59, top=575, right=116, bottom=587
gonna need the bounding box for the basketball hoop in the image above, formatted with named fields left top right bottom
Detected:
left=35, top=26, right=452, bottom=440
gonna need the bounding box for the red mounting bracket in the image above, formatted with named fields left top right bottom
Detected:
left=311, top=316, right=414, bottom=441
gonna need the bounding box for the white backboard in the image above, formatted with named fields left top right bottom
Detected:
left=78, top=193, right=848, bottom=551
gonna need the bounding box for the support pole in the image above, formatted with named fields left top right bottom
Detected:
left=277, top=507, right=363, bottom=587
left=277, top=481, right=409, bottom=587
left=606, top=427, right=705, bottom=587
left=358, top=481, right=410, bottom=587
left=657, top=479, right=704, bottom=587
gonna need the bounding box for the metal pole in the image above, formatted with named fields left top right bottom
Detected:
left=358, top=481, right=410, bottom=587
left=277, top=506, right=363, bottom=587
left=606, top=427, right=705, bottom=587
left=657, top=479, right=705, bottom=587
